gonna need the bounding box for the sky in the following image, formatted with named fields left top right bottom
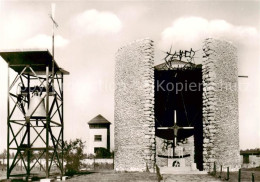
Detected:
left=0, top=0, right=259, bottom=152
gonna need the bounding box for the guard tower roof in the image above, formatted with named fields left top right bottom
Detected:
left=88, top=114, right=111, bottom=125
left=0, top=49, right=69, bottom=75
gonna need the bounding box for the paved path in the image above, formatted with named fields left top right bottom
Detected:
left=162, top=174, right=222, bottom=182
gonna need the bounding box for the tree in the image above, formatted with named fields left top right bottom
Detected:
left=63, top=139, right=85, bottom=175
left=24, top=150, right=36, bottom=163
left=0, top=149, right=7, bottom=165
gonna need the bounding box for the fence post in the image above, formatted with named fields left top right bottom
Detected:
left=225, top=167, right=229, bottom=181
left=219, top=165, right=222, bottom=178
left=252, top=173, right=255, bottom=182
left=213, top=162, right=216, bottom=176
left=93, top=157, right=95, bottom=170
left=113, top=154, right=114, bottom=170
left=238, top=168, right=241, bottom=182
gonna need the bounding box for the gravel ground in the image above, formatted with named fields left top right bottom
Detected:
left=66, top=171, right=223, bottom=182
left=163, top=174, right=221, bottom=182
left=66, top=171, right=158, bottom=182
left=0, top=171, right=6, bottom=181
left=217, top=167, right=260, bottom=182
left=1, top=168, right=258, bottom=182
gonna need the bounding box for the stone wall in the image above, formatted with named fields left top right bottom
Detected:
left=114, top=38, right=156, bottom=172
left=202, top=38, right=240, bottom=171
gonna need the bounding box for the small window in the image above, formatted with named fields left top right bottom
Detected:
left=94, top=135, right=102, bottom=142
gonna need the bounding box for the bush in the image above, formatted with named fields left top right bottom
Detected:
left=94, top=162, right=113, bottom=170
left=95, top=148, right=112, bottom=158
left=63, top=139, right=85, bottom=176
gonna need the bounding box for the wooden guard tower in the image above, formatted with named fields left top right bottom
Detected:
left=0, top=49, right=69, bottom=179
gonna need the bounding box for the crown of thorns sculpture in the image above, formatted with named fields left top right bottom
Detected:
left=163, top=46, right=199, bottom=70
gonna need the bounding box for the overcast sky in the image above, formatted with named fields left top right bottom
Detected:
left=0, top=0, right=259, bottom=152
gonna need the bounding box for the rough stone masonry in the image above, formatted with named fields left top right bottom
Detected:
left=202, top=38, right=240, bottom=171
left=114, top=39, right=156, bottom=172
left=114, top=38, right=240, bottom=172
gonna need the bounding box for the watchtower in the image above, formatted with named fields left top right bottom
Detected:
left=0, top=49, right=69, bottom=179
left=87, top=114, right=111, bottom=154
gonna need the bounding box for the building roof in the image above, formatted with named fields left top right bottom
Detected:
left=0, top=49, right=69, bottom=75
left=240, top=150, right=260, bottom=155
left=88, top=114, right=111, bottom=125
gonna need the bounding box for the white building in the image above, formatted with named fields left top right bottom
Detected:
left=240, top=150, right=260, bottom=168
left=87, top=114, right=111, bottom=154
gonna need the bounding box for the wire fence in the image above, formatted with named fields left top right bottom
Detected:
left=210, top=162, right=257, bottom=182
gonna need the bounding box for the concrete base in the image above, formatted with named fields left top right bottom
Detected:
left=56, top=176, right=61, bottom=181
left=168, top=158, right=185, bottom=167
left=191, top=163, right=197, bottom=170
left=62, top=176, right=68, bottom=181
left=160, top=166, right=207, bottom=174
left=40, top=179, right=54, bottom=182
left=160, top=159, right=204, bottom=174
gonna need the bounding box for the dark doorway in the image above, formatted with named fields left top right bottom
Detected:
left=243, top=155, right=249, bottom=164
left=154, top=68, right=203, bottom=170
